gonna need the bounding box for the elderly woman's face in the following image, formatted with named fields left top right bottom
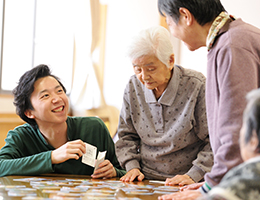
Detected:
left=239, top=124, right=249, bottom=161
left=132, top=54, right=173, bottom=92
left=239, top=122, right=259, bottom=162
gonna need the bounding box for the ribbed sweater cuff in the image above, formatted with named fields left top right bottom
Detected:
left=199, top=182, right=212, bottom=195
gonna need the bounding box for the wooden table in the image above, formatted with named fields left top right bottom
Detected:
left=0, top=174, right=179, bottom=200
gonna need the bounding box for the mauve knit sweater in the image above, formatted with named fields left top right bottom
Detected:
left=205, top=18, right=260, bottom=187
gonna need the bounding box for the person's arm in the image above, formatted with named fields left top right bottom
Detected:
left=186, top=82, right=213, bottom=182
left=0, top=151, right=53, bottom=177
left=115, top=95, right=141, bottom=174
left=0, top=130, right=54, bottom=177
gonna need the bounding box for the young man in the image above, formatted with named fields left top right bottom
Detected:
left=0, top=64, right=125, bottom=178
left=158, top=0, right=260, bottom=199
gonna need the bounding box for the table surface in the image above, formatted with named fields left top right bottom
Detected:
left=0, top=174, right=180, bottom=200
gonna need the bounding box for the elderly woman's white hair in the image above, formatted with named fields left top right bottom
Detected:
left=127, top=26, right=174, bottom=68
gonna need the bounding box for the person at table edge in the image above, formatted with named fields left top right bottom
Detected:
left=115, top=26, right=213, bottom=185
left=0, top=64, right=126, bottom=178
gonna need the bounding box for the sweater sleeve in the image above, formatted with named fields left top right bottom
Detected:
left=0, top=130, right=54, bottom=177
left=186, top=78, right=213, bottom=182
left=0, top=151, right=53, bottom=177
left=115, top=93, right=141, bottom=172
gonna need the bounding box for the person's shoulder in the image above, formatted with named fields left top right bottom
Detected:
left=229, top=18, right=260, bottom=39
left=128, top=75, right=141, bottom=85
left=8, top=123, right=36, bottom=138
left=176, top=65, right=206, bottom=82
left=231, top=18, right=260, bottom=31
left=124, top=75, right=144, bottom=94
left=13, top=123, right=35, bottom=132
left=67, top=116, right=103, bottom=124
left=210, top=157, right=260, bottom=200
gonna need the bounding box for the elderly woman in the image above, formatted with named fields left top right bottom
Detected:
left=115, top=26, right=213, bottom=186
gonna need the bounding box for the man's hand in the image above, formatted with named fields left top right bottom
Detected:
left=91, top=160, right=117, bottom=179
left=120, top=168, right=144, bottom=182
left=51, top=139, right=86, bottom=164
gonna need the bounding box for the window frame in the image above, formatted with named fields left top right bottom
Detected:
left=0, top=0, right=5, bottom=94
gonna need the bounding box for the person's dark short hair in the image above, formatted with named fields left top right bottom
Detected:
left=158, top=0, right=226, bottom=26
left=13, top=64, right=66, bottom=128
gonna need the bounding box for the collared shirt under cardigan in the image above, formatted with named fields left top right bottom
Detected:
left=115, top=65, right=213, bottom=182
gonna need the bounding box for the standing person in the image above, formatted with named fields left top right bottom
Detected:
left=158, top=0, right=260, bottom=199
left=115, top=26, right=213, bottom=185
left=0, top=64, right=126, bottom=178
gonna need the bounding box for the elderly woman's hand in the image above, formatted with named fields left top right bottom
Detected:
left=165, top=174, right=195, bottom=186
left=120, top=168, right=145, bottom=182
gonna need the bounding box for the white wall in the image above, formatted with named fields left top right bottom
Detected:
left=0, top=96, right=15, bottom=113
left=223, top=0, right=260, bottom=28
left=103, top=0, right=160, bottom=110
left=103, top=0, right=260, bottom=112
left=1, top=0, right=260, bottom=113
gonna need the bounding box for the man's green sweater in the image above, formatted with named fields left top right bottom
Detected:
left=0, top=116, right=125, bottom=177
